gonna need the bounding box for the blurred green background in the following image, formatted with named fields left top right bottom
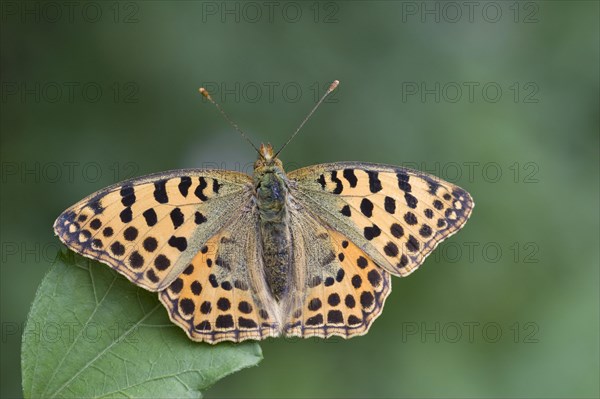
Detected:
left=1, top=1, right=598, bottom=398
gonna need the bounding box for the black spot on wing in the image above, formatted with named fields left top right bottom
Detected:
left=317, top=174, right=326, bottom=189
left=396, top=171, right=411, bottom=192
left=170, top=208, right=184, bottom=229
left=212, top=178, right=221, bottom=193
left=196, top=321, right=211, bottom=331
left=120, top=185, right=135, bottom=207
left=195, top=177, right=208, bottom=201
left=383, top=242, right=399, bottom=257
left=110, top=241, right=125, bottom=256
left=238, top=301, right=253, bottom=314
left=360, top=291, right=374, bottom=308
left=194, top=211, right=207, bottom=224
left=367, top=171, right=382, bottom=193
left=340, top=205, right=351, bottom=217
left=123, top=226, right=138, bottom=241
left=406, top=235, right=420, bottom=252
left=360, top=198, right=374, bottom=217
left=356, top=257, right=368, bottom=269
left=398, top=254, right=409, bottom=268
left=419, top=224, right=432, bottom=237
left=120, top=207, right=133, bottom=223
left=129, top=251, right=144, bottom=268
left=364, top=224, right=381, bottom=240
left=330, top=171, right=343, bottom=194
left=424, top=175, right=441, bottom=195
left=178, top=176, right=192, bottom=197
left=143, top=208, right=158, bottom=226
left=384, top=196, right=396, bottom=214
left=155, top=254, right=171, bottom=270
left=345, top=294, right=356, bottom=308
left=390, top=223, right=404, bottom=238
left=89, top=219, right=101, bottom=230
left=88, top=197, right=105, bottom=215
left=200, top=301, right=212, bottom=314
left=216, top=315, right=234, bottom=329
left=405, top=192, right=418, bottom=209
left=367, top=269, right=382, bottom=287
left=180, top=299, right=195, bottom=315
left=146, top=269, right=159, bottom=283
left=306, top=314, right=323, bottom=326
left=404, top=212, right=418, bottom=225
left=169, top=278, right=183, bottom=294
left=308, top=298, right=322, bottom=311
left=328, top=293, right=341, bottom=306
left=154, top=180, right=169, bottom=204
left=217, top=297, right=231, bottom=311
left=62, top=210, right=77, bottom=223
left=191, top=281, right=202, bottom=295
left=343, top=169, right=358, bottom=187
left=168, top=236, right=188, bottom=252
left=327, top=310, right=344, bottom=324
left=239, top=317, right=257, bottom=329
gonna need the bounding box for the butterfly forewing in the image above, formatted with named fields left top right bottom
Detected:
left=288, top=162, right=474, bottom=277
left=53, top=169, right=253, bottom=292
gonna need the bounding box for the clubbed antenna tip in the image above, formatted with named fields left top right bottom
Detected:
left=198, top=87, right=261, bottom=155
left=274, top=79, right=340, bottom=159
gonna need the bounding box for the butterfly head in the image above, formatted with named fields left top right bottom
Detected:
left=255, top=143, right=284, bottom=171
left=260, top=143, right=275, bottom=162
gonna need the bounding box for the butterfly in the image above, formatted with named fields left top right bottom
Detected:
left=54, top=81, right=474, bottom=344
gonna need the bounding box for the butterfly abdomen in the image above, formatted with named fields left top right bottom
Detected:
left=255, top=168, right=292, bottom=301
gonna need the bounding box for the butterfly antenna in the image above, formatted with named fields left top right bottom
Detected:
left=199, top=87, right=261, bottom=155
left=274, top=79, right=339, bottom=159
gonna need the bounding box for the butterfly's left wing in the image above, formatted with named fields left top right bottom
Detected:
left=53, top=169, right=253, bottom=292
left=159, top=206, right=282, bottom=343
left=54, top=169, right=283, bottom=343
left=287, top=162, right=474, bottom=278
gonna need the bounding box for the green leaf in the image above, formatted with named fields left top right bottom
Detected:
left=22, top=250, right=262, bottom=399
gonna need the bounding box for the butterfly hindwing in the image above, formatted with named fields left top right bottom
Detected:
left=53, top=169, right=253, bottom=291
left=159, top=209, right=281, bottom=343
left=284, top=206, right=391, bottom=338
left=288, top=162, right=474, bottom=277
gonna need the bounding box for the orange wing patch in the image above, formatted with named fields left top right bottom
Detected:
left=159, top=233, right=279, bottom=343
left=284, top=230, right=391, bottom=338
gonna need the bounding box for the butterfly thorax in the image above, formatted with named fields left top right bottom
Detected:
left=254, top=154, right=293, bottom=301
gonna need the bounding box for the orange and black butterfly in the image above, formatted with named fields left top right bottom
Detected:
left=55, top=81, right=474, bottom=343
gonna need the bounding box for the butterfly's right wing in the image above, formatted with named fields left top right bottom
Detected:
left=288, top=162, right=474, bottom=278
left=283, top=207, right=391, bottom=338
left=282, top=162, right=473, bottom=338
